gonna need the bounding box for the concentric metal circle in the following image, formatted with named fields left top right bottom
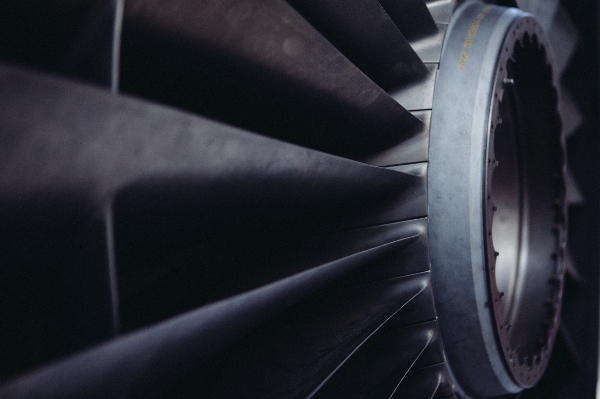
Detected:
left=428, top=1, right=566, bottom=397
left=486, top=19, right=566, bottom=389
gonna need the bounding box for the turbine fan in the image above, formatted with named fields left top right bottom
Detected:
left=0, top=0, right=590, bottom=398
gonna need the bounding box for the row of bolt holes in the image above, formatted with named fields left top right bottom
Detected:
left=487, top=109, right=545, bottom=382
left=487, top=13, right=539, bottom=383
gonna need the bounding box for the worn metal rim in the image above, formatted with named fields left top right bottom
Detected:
left=428, top=1, right=566, bottom=397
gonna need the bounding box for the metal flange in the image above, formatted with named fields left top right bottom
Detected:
left=428, top=1, right=566, bottom=397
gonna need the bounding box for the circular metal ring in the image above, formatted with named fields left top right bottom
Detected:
left=428, top=1, right=566, bottom=397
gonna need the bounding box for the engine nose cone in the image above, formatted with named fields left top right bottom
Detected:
left=428, top=2, right=566, bottom=397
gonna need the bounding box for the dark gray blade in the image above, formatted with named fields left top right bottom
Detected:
left=0, top=0, right=122, bottom=89
left=199, top=272, right=436, bottom=399
left=309, top=305, right=441, bottom=398
left=120, top=0, right=423, bottom=159
left=61, top=0, right=124, bottom=91
left=117, top=191, right=427, bottom=334
left=390, top=363, right=454, bottom=399
left=0, top=65, right=427, bottom=383
left=0, top=66, right=422, bottom=236
left=0, top=2, right=450, bottom=398
left=285, top=0, right=429, bottom=89
left=379, top=0, right=438, bottom=41
left=0, top=233, right=434, bottom=398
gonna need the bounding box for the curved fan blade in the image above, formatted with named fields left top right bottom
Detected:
left=390, top=363, right=452, bottom=399
left=0, top=64, right=429, bottom=383
left=379, top=0, right=438, bottom=41
left=565, top=251, right=585, bottom=285
left=120, top=0, right=423, bottom=159
left=0, top=0, right=123, bottom=88
left=175, top=272, right=435, bottom=399
left=515, top=0, right=560, bottom=33
left=566, top=166, right=585, bottom=205
left=0, top=237, right=426, bottom=399
left=310, top=316, right=442, bottom=398
left=425, top=0, right=456, bottom=24
left=0, top=66, right=421, bottom=229
left=361, top=110, right=431, bottom=166
left=560, top=84, right=584, bottom=139
left=0, top=0, right=476, bottom=398
left=285, top=0, right=429, bottom=88
left=547, top=5, right=580, bottom=76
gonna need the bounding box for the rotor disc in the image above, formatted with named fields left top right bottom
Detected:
left=429, top=2, right=566, bottom=396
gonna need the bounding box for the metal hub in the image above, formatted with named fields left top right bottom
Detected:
left=428, top=1, right=566, bottom=397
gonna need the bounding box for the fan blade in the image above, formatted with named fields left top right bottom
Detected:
left=285, top=0, right=429, bottom=88
left=0, top=0, right=122, bottom=88
left=0, top=65, right=423, bottom=233
left=0, top=64, right=428, bottom=381
left=565, top=251, right=585, bottom=285
left=560, top=84, right=584, bottom=139
left=515, top=0, right=560, bottom=33
left=390, top=363, right=453, bottom=399
left=361, top=110, right=431, bottom=166
left=565, top=167, right=585, bottom=205
left=186, top=272, right=436, bottom=399
left=120, top=0, right=422, bottom=160
left=310, top=319, right=442, bottom=398
left=389, top=63, right=437, bottom=111
left=558, top=324, right=583, bottom=366
left=425, top=0, right=456, bottom=24
left=0, top=200, right=117, bottom=382
left=379, top=0, right=438, bottom=41
left=0, top=240, right=427, bottom=399
left=547, top=5, right=579, bottom=76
